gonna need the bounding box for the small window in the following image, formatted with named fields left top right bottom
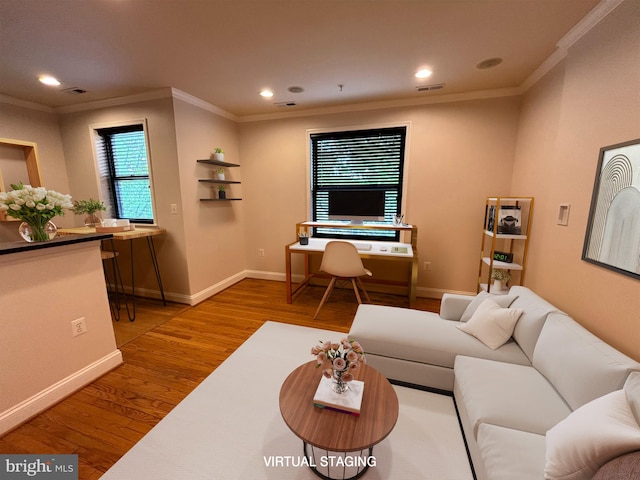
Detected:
left=311, top=126, right=406, bottom=240
left=94, top=123, right=155, bottom=223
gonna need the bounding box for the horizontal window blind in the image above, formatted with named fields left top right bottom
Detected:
left=96, top=124, right=153, bottom=223
left=311, top=127, right=406, bottom=240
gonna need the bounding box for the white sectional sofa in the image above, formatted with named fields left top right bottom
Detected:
left=348, top=286, right=640, bottom=480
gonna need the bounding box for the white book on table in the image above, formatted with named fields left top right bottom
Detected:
left=312, top=375, right=364, bottom=415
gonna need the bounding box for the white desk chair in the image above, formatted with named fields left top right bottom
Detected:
left=313, top=241, right=372, bottom=319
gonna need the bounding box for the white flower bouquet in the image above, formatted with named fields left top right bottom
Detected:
left=0, top=182, right=73, bottom=241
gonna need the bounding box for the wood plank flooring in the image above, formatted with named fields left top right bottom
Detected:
left=0, top=279, right=440, bottom=479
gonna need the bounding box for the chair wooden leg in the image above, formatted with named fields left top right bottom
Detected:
left=351, top=278, right=363, bottom=304
left=356, top=277, right=371, bottom=303
left=313, top=277, right=337, bottom=319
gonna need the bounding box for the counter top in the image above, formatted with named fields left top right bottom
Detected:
left=0, top=233, right=112, bottom=256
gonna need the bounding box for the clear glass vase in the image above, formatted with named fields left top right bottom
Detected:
left=19, top=220, right=57, bottom=242
left=84, top=213, right=102, bottom=227
left=331, top=370, right=350, bottom=394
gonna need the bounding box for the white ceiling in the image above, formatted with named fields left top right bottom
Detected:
left=0, top=0, right=604, bottom=119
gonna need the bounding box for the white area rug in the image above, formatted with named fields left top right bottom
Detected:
left=102, top=321, right=474, bottom=479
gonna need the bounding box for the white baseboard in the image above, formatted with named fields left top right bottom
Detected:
left=187, top=271, right=248, bottom=306
left=125, top=270, right=476, bottom=305
left=0, top=350, right=123, bottom=436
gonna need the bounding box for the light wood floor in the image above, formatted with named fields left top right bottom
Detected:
left=0, top=279, right=440, bottom=479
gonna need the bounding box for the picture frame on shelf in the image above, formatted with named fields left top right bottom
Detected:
left=582, top=138, right=640, bottom=280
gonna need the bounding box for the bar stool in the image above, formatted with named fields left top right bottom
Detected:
left=101, top=240, right=132, bottom=321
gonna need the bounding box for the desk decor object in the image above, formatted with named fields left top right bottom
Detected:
left=312, top=338, right=366, bottom=394
left=582, top=138, right=640, bottom=280
left=0, top=182, right=73, bottom=242
left=71, top=198, right=106, bottom=227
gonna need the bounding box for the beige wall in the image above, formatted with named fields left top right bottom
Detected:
left=172, top=97, right=247, bottom=300
left=0, top=241, right=121, bottom=434
left=58, top=93, right=192, bottom=300
left=239, top=97, right=521, bottom=296
left=0, top=102, right=73, bottom=242
left=511, top=0, right=640, bottom=359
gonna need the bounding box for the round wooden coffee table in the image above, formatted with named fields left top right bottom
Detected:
left=279, top=361, right=399, bottom=480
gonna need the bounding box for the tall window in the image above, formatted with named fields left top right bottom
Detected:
left=95, top=123, right=154, bottom=223
left=311, top=126, right=406, bottom=240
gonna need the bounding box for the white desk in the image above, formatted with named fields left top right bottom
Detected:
left=285, top=222, right=418, bottom=306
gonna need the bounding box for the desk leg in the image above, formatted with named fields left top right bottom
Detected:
left=286, top=246, right=293, bottom=303
left=410, top=255, right=418, bottom=307
left=146, top=236, right=167, bottom=306
left=127, top=239, right=137, bottom=322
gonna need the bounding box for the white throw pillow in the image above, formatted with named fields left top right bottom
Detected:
left=459, top=291, right=518, bottom=322
left=545, top=390, right=640, bottom=480
left=457, top=298, right=523, bottom=349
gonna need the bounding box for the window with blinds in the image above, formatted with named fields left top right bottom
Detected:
left=311, top=126, right=406, bottom=240
left=95, top=123, right=154, bottom=223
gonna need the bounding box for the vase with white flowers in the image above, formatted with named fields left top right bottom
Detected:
left=490, top=269, right=511, bottom=292
left=0, top=182, right=73, bottom=242
left=312, top=338, right=366, bottom=394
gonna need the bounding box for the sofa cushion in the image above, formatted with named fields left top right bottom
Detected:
left=593, top=450, right=640, bottom=480
left=533, top=313, right=640, bottom=411
left=625, top=372, right=640, bottom=425
left=457, top=298, right=523, bottom=349
left=508, top=286, right=562, bottom=362
left=477, top=423, right=545, bottom=480
left=349, top=305, right=531, bottom=372
left=454, top=355, right=572, bottom=437
left=459, top=291, right=518, bottom=322
left=545, top=390, right=640, bottom=480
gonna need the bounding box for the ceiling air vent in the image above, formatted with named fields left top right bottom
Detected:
left=416, top=84, right=445, bottom=92
left=274, top=101, right=297, bottom=107
left=61, top=87, right=87, bottom=95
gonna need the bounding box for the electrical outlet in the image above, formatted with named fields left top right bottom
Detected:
left=71, top=317, right=87, bottom=337
left=423, top=261, right=432, bottom=271
left=259, top=248, right=265, bottom=257
left=170, top=203, right=178, bottom=215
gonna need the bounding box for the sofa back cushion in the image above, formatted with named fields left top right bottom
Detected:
left=533, top=313, right=640, bottom=411
left=508, top=286, right=561, bottom=361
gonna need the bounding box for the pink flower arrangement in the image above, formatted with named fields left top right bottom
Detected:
left=312, top=338, right=366, bottom=383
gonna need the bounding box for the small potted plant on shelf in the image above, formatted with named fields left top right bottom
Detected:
left=71, top=198, right=107, bottom=227
left=211, top=148, right=224, bottom=162
left=215, top=168, right=225, bottom=180
left=490, top=269, right=511, bottom=292
left=217, top=185, right=226, bottom=199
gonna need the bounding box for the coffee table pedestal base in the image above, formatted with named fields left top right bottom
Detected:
left=303, top=443, right=374, bottom=480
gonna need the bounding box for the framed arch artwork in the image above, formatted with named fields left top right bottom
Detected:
left=582, top=138, right=640, bottom=280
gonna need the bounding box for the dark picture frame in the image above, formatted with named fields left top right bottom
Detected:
left=582, top=138, right=640, bottom=280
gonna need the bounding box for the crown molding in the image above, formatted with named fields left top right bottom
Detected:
left=238, top=87, right=522, bottom=123
left=53, top=89, right=173, bottom=114
left=170, top=88, right=239, bottom=122
left=520, top=0, right=624, bottom=93
left=557, top=0, right=625, bottom=50
left=0, top=94, right=55, bottom=113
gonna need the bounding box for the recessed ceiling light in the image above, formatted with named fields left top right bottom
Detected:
left=415, top=68, right=433, bottom=79
left=38, top=75, right=61, bottom=86
left=260, top=89, right=274, bottom=98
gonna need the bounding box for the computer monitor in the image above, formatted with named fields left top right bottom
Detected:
left=327, top=189, right=386, bottom=223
